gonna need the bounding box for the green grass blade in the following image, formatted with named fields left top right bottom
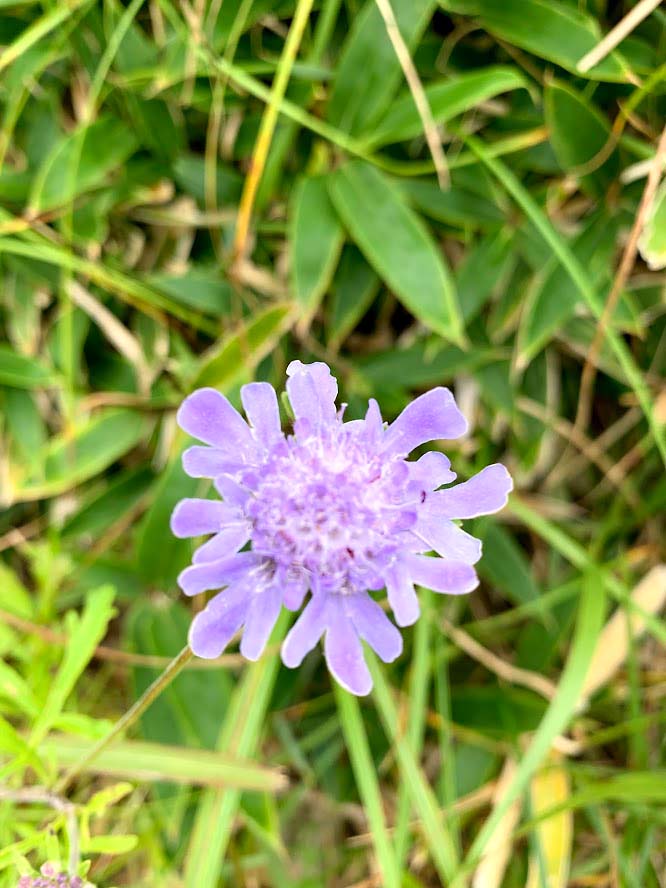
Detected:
left=450, top=571, right=606, bottom=885
left=370, top=659, right=459, bottom=884
left=465, top=133, right=666, bottom=468
left=334, top=683, right=400, bottom=888
left=183, top=613, right=288, bottom=887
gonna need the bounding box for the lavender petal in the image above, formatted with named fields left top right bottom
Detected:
left=281, top=593, right=329, bottom=668
left=383, top=388, right=467, bottom=455
left=178, top=387, right=256, bottom=452
left=192, top=523, right=251, bottom=563
left=383, top=560, right=420, bottom=626
left=170, top=498, right=239, bottom=538
left=407, top=554, right=479, bottom=595
left=241, top=381, right=283, bottom=447
left=177, top=551, right=260, bottom=596
left=239, top=583, right=282, bottom=660
left=429, top=463, right=513, bottom=518
left=347, top=594, right=402, bottom=663
left=188, top=586, right=249, bottom=658
left=324, top=606, right=372, bottom=696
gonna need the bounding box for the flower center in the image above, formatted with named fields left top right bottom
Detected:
left=245, top=428, right=415, bottom=591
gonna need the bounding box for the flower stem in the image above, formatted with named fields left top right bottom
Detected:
left=54, top=645, right=194, bottom=794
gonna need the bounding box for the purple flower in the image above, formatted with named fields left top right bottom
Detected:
left=171, top=361, right=512, bottom=695
left=17, top=864, right=89, bottom=888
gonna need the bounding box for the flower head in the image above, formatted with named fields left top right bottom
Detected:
left=171, top=361, right=512, bottom=694
left=17, top=863, right=91, bottom=888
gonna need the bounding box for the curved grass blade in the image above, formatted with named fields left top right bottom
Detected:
left=334, top=684, right=400, bottom=888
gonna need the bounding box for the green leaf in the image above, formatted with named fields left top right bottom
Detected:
left=544, top=80, right=618, bottom=194
left=639, top=180, right=666, bottom=270
left=0, top=346, right=55, bottom=389
left=327, top=0, right=435, bottom=136
left=61, top=466, right=154, bottom=541
left=439, top=0, right=633, bottom=82
left=192, top=303, right=295, bottom=390
left=401, top=177, right=505, bottom=231
left=289, top=175, right=344, bottom=325
left=30, top=585, right=116, bottom=746
left=516, top=212, right=618, bottom=368
left=29, top=116, right=138, bottom=212
left=328, top=246, right=379, bottom=349
left=477, top=522, right=540, bottom=605
left=83, top=835, right=138, bottom=855
left=13, top=409, right=146, bottom=502
left=328, top=162, right=465, bottom=345
left=148, top=268, right=234, bottom=317
left=455, top=229, right=516, bottom=324
left=368, top=66, right=528, bottom=147
left=135, top=451, right=199, bottom=591
left=0, top=561, right=33, bottom=618
left=127, top=599, right=232, bottom=748
left=39, top=735, right=285, bottom=790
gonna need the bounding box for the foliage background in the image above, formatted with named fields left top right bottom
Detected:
left=1, top=0, right=666, bottom=885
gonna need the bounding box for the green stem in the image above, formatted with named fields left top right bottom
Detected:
left=54, top=645, right=193, bottom=794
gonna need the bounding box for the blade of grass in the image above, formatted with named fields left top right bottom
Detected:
left=0, top=234, right=217, bottom=334
left=232, top=0, right=315, bottom=263
left=449, top=570, right=605, bottom=886
left=334, top=683, right=400, bottom=888
left=509, top=497, right=666, bottom=647
left=464, top=133, right=666, bottom=469
left=183, top=613, right=288, bottom=888
left=370, top=658, right=459, bottom=885
left=393, top=591, right=438, bottom=869
left=40, top=735, right=286, bottom=791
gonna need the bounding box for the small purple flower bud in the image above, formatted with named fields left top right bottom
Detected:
left=172, top=362, right=512, bottom=695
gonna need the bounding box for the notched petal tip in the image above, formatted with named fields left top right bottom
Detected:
left=384, top=387, right=468, bottom=455
left=177, top=387, right=254, bottom=452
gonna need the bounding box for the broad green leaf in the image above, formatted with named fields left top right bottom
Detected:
left=328, top=162, right=465, bottom=345
left=0, top=345, right=55, bottom=389
left=328, top=246, right=379, bottom=349
left=477, top=522, right=540, bottom=605
left=327, top=0, right=435, bottom=136
left=29, top=115, right=138, bottom=212
left=39, top=735, right=285, bottom=790
left=148, top=268, right=234, bottom=317
left=368, top=66, right=528, bottom=147
left=30, top=585, right=116, bottom=745
left=402, top=178, right=505, bottom=231
left=172, top=153, right=243, bottom=207
left=639, top=180, right=666, bottom=270
left=135, top=451, right=200, bottom=591
left=289, top=175, right=344, bottom=325
left=456, top=229, right=516, bottom=324
left=127, top=600, right=232, bottom=748
left=544, top=80, right=618, bottom=194
left=13, top=409, right=146, bottom=502
left=516, top=212, right=619, bottom=369
left=4, top=389, right=47, bottom=470
left=439, top=0, right=635, bottom=82
left=192, top=303, right=295, bottom=390
left=61, top=466, right=154, bottom=541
